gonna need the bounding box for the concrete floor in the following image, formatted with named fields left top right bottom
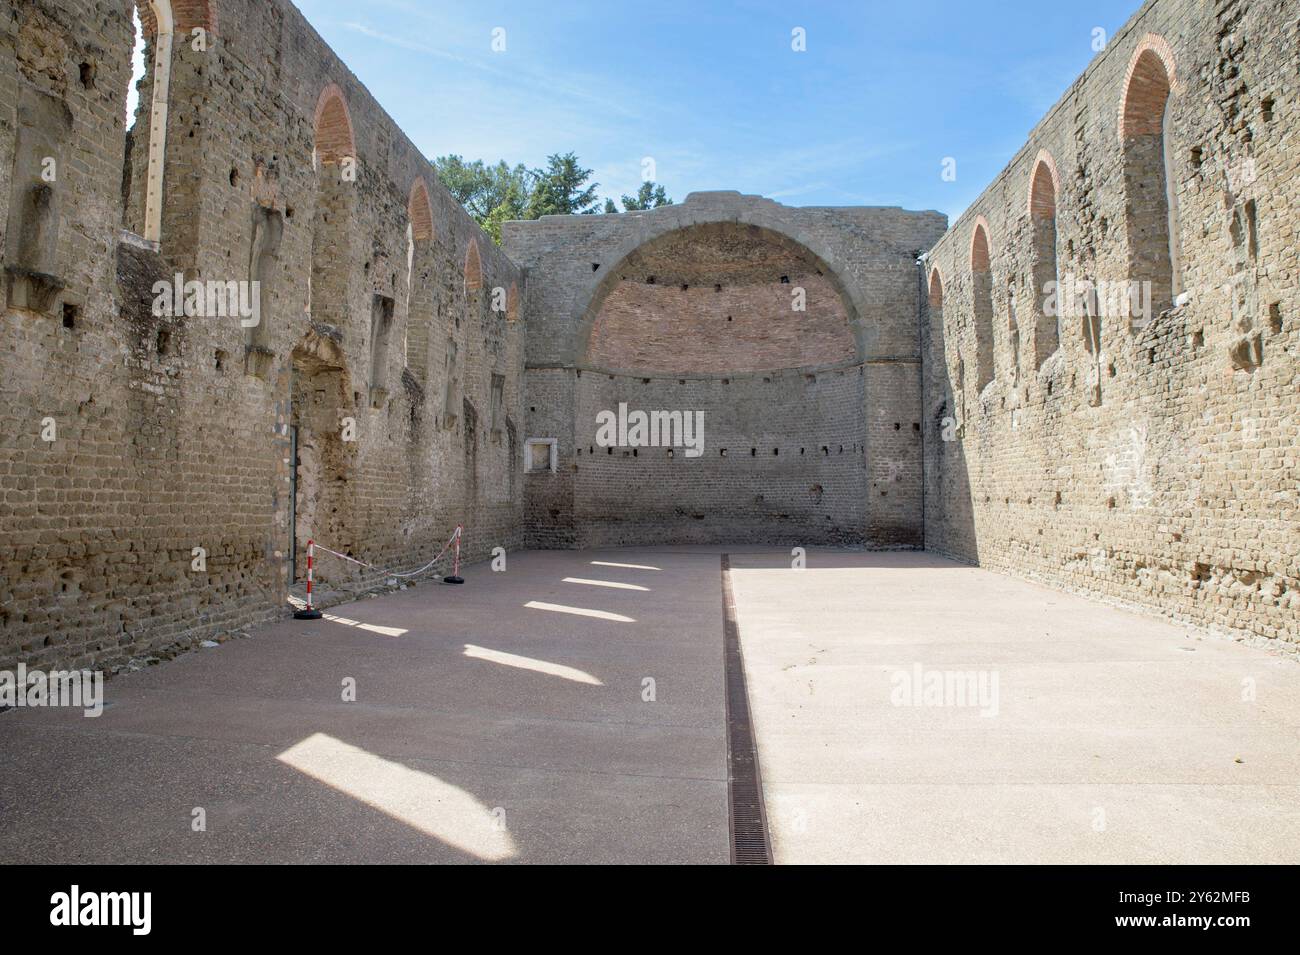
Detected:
left=727, top=551, right=1300, bottom=864
left=1, top=547, right=1296, bottom=864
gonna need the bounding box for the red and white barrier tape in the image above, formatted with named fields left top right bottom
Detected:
left=310, top=525, right=463, bottom=581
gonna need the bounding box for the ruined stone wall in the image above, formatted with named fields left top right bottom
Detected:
left=0, top=0, right=524, bottom=671
left=506, top=193, right=945, bottom=548
left=922, top=0, right=1299, bottom=645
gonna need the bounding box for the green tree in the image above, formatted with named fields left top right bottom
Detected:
left=435, top=152, right=673, bottom=241
left=433, top=155, right=534, bottom=232
left=525, top=152, right=601, bottom=218
left=481, top=180, right=530, bottom=244
left=619, top=181, right=673, bottom=211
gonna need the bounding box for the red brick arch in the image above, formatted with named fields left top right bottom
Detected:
left=408, top=178, right=434, bottom=242
left=969, top=217, right=992, bottom=272
left=464, top=239, right=483, bottom=293
left=928, top=267, right=944, bottom=309
left=1027, top=149, right=1060, bottom=220
left=137, top=0, right=217, bottom=35
left=1119, top=34, right=1178, bottom=140
left=506, top=282, right=520, bottom=322
left=313, top=84, right=356, bottom=166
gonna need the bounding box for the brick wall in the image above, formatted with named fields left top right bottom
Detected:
left=0, top=0, right=525, bottom=671
left=507, top=192, right=945, bottom=548
left=922, top=0, right=1299, bottom=645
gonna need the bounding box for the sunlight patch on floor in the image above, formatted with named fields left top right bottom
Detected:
left=463, top=644, right=604, bottom=685
left=563, top=577, right=649, bottom=591
left=277, top=733, right=516, bottom=861
left=591, top=560, right=661, bottom=571
left=524, top=601, right=635, bottom=623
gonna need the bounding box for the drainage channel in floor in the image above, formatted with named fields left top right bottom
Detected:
left=720, top=554, right=773, bottom=865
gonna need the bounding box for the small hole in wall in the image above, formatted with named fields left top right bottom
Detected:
left=1107, top=496, right=1117, bottom=509
left=61, top=303, right=78, bottom=329
left=1148, top=347, right=1156, bottom=364
left=726, top=315, right=732, bottom=322
left=1190, top=146, right=1204, bottom=169
left=591, top=263, right=600, bottom=272
left=1261, top=97, right=1275, bottom=122
left=666, top=448, right=674, bottom=458
left=772, top=448, right=778, bottom=455
left=1047, top=380, right=1053, bottom=395
left=1054, top=491, right=1062, bottom=507
left=750, top=448, right=756, bottom=456
left=821, top=446, right=829, bottom=456
left=230, top=168, right=239, bottom=187
left=78, top=62, right=95, bottom=88
left=680, top=283, right=688, bottom=292
left=893, top=422, right=900, bottom=430
left=1192, top=329, right=1204, bottom=348
left=529, top=406, right=535, bottom=412
left=646, top=276, right=655, bottom=284
left=606, top=447, right=612, bottom=455
left=214, top=349, right=227, bottom=371
left=156, top=329, right=170, bottom=356
left=632, top=448, right=638, bottom=457
left=286, top=207, right=294, bottom=220
left=779, top=275, right=790, bottom=284
left=720, top=448, right=727, bottom=457
left=1268, top=303, right=1282, bottom=334
left=714, top=284, right=722, bottom=292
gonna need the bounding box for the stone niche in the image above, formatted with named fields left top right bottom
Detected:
left=5, top=89, right=73, bottom=315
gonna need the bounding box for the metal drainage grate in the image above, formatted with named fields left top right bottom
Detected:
left=721, top=554, right=772, bottom=864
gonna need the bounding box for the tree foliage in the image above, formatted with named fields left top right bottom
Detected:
left=434, top=152, right=672, bottom=243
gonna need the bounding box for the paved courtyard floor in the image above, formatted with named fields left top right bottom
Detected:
left=1, top=548, right=1296, bottom=864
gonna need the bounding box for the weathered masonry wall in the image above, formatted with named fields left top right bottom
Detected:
left=506, top=193, right=946, bottom=548
left=0, top=0, right=524, bottom=671
left=923, top=0, right=1299, bottom=644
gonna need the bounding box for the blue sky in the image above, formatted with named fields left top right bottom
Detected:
left=294, top=0, right=1143, bottom=222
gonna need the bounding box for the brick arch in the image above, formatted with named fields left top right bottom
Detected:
left=463, top=238, right=483, bottom=293
left=408, top=178, right=434, bottom=242
left=1027, top=150, right=1060, bottom=220
left=928, top=266, right=944, bottom=309
left=313, top=84, right=356, bottom=166
left=137, top=0, right=216, bottom=35
left=506, top=282, right=520, bottom=322
left=1119, top=34, right=1177, bottom=140
left=968, top=217, right=995, bottom=390
left=969, top=217, right=992, bottom=272
left=573, top=216, right=865, bottom=365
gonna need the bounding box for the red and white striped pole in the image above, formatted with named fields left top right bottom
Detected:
left=444, top=525, right=465, bottom=584
left=294, top=538, right=324, bottom=618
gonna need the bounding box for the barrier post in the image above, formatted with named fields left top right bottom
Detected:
left=444, top=525, right=465, bottom=584
left=294, top=539, right=324, bottom=619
